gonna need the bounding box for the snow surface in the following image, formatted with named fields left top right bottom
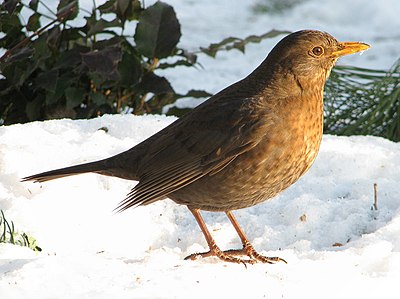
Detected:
left=1, top=115, right=400, bottom=298
left=2, top=0, right=400, bottom=298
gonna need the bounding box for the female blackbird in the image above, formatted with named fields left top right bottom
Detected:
left=23, top=30, right=369, bottom=264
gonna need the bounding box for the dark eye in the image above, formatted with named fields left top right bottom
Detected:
left=312, top=46, right=324, bottom=56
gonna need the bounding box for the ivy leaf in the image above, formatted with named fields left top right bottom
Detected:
left=135, top=1, right=181, bottom=59
left=85, top=16, right=121, bottom=36
left=158, top=59, right=196, bottom=69
left=81, top=47, right=122, bottom=80
left=28, top=0, right=39, bottom=11
left=90, top=91, right=106, bottom=105
left=3, top=0, right=19, bottom=14
left=65, top=86, right=85, bottom=109
left=98, top=0, right=116, bottom=14
left=116, top=0, right=142, bottom=22
left=56, top=0, right=78, bottom=21
left=116, top=0, right=130, bottom=22
left=26, top=13, right=41, bottom=32
left=118, top=51, right=142, bottom=87
left=200, top=29, right=290, bottom=57
left=54, top=46, right=87, bottom=69
left=26, top=95, right=43, bottom=121
left=36, top=69, right=59, bottom=93
left=138, top=72, right=174, bottom=94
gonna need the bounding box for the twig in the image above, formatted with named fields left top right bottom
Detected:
left=372, top=183, right=378, bottom=211
left=0, top=4, right=76, bottom=63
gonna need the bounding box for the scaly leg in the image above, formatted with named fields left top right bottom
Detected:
left=185, top=208, right=286, bottom=264
left=225, top=211, right=287, bottom=264
left=184, top=208, right=256, bottom=264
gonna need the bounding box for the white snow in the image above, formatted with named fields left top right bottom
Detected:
left=1, top=0, right=400, bottom=298
left=1, top=115, right=400, bottom=298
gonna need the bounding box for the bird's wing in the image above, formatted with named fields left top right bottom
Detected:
left=115, top=95, right=271, bottom=212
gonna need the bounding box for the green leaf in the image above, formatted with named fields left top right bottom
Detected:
left=81, top=47, right=122, bottom=80
left=26, top=13, right=41, bottom=32
left=200, top=37, right=240, bottom=57
left=200, top=29, right=290, bottom=57
left=134, top=1, right=181, bottom=59
left=116, top=0, right=142, bottom=22
left=45, top=92, right=61, bottom=106
left=165, top=106, right=192, bottom=117
left=57, top=27, right=85, bottom=43
left=54, top=46, right=88, bottom=69
left=65, top=86, right=85, bottom=109
left=26, top=95, right=43, bottom=121
left=2, top=0, right=19, bottom=14
left=116, top=0, right=130, bottom=22
left=138, top=72, right=174, bottom=94
left=98, top=0, right=116, bottom=14
left=180, top=89, right=212, bottom=98
left=158, top=59, right=195, bottom=69
left=56, top=0, right=78, bottom=21
left=86, top=17, right=121, bottom=36
left=0, top=14, right=25, bottom=49
left=46, top=27, right=61, bottom=50
left=90, top=91, right=106, bottom=105
left=98, top=0, right=142, bottom=20
left=118, top=50, right=142, bottom=86
left=36, top=69, right=59, bottom=93
left=28, top=0, right=39, bottom=11
left=32, top=33, right=52, bottom=62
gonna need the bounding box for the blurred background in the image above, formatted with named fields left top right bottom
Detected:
left=1, top=0, right=399, bottom=139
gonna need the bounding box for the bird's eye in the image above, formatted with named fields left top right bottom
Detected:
left=311, top=46, right=324, bottom=56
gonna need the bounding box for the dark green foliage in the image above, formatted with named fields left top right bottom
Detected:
left=4, top=1, right=396, bottom=141
left=0, top=0, right=187, bottom=123
left=325, top=60, right=400, bottom=141
left=252, top=0, right=306, bottom=14
left=0, top=210, right=42, bottom=252
left=135, top=1, right=181, bottom=59
left=0, top=0, right=286, bottom=124
left=199, top=29, right=290, bottom=57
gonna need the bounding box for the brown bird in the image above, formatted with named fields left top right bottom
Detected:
left=22, top=30, right=369, bottom=264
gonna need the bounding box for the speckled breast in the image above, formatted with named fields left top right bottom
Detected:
left=170, top=93, right=324, bottom=212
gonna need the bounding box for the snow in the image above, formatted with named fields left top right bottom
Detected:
left=2, top=115, right=400, bottom=298
left=2, top=0, right=400, bottom=298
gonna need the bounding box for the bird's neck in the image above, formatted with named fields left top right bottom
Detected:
left=247, top=62, right=328, bottom=99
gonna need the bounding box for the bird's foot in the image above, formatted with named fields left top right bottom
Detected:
left=184, top=250, right=256, bottom=265
left=184, top=243, right=256, bottom=265
left=224, top=242, right=287, bottom=264
left=184, top=242, right=286, bottom=265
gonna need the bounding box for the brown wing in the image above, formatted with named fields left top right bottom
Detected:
left=115, top=93, right=271, bottom=212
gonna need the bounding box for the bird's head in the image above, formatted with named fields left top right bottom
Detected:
left=260, top=30, right=370, bottom=91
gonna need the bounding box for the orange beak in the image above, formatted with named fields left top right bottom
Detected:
left=331, top=41, right=370, bottom=57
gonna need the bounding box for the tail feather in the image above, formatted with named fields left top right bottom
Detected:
left=21, top=160, right=106, bottom=183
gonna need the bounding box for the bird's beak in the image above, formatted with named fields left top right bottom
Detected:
left=331, top=42, right=370, bottom=57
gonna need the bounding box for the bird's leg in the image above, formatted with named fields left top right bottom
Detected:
left=225, top=211, right=287, bottom=264
left=185, top=208, right=256, bottom=265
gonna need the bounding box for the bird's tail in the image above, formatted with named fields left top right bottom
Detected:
left=21, top=160, right=108, bottom=183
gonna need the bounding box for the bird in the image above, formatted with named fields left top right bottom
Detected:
left=22, top=30, right=370, bottom=264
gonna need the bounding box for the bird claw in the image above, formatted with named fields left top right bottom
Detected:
left=228, top=242, right=287, bottom=264
left=225, top=247, right=287, bottom=264
left=184, top=245, right=286, bottom=265
left=184, top=249, right=256, bottom=266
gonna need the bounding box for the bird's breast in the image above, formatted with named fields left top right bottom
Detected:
left=249, top=91, right=324, bottom=198
left=218, top=92, right=324, bottom=208
left=169, top=92, right=324, bottom=211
